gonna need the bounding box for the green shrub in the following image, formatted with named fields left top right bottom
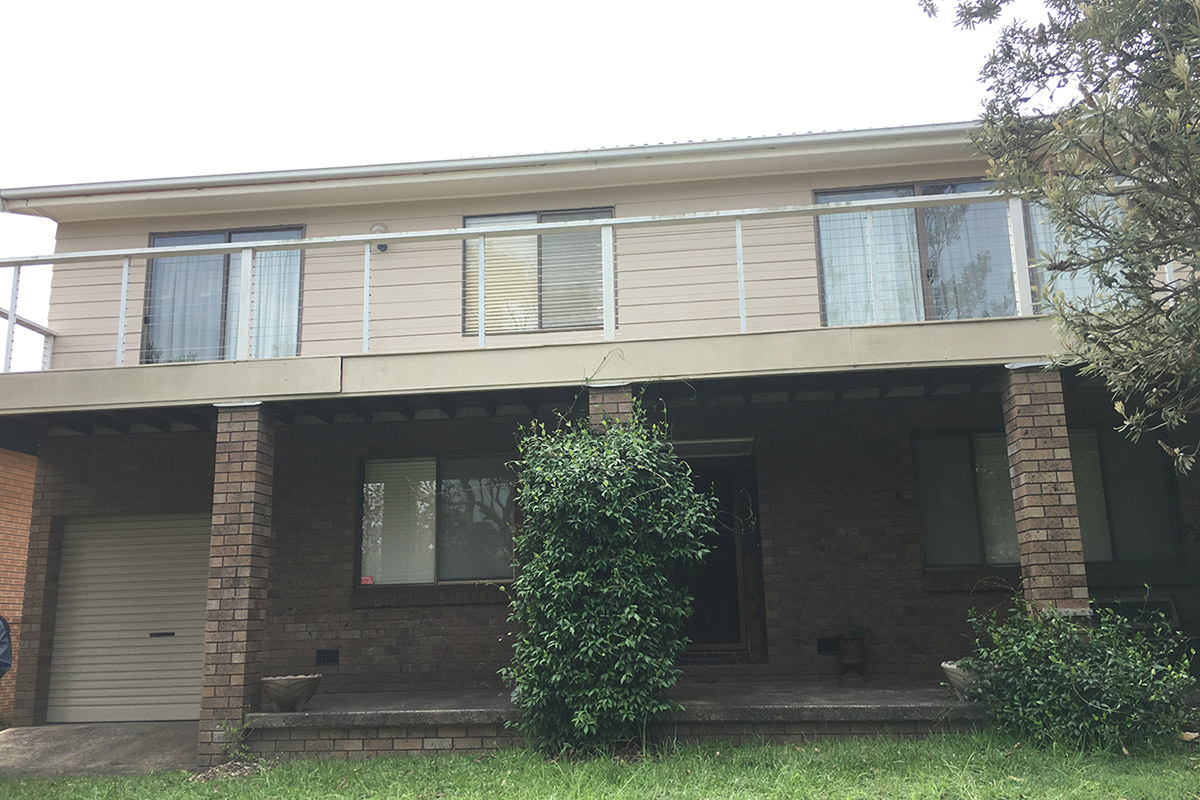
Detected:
left=502, top=407, right=713, bottom=752
left=961, top=597, right=1195, bottom=751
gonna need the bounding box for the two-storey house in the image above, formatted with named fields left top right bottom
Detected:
left=1, top=121, right=1195, bottom=763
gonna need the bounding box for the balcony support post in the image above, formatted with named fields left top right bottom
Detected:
left=3, top=265, right=20, bottom=373
left=1002, top=367, right=1089, bottom=613
left=116, top=257, right=130, bottom=365
left=735, top=218, right=746, bottom=333
left=602, top=225, right=615, bottom=341
left=477, top=236, right=486, bottom=347
left=1008, top=198, right=1034, bottom=316
left=236, top=248, right=255, bottom=360
left=362, top=243, right=372, bottom=353
left=199, top=402, right=276, bottom=765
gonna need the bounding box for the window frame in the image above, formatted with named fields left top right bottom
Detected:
left=142, top=224, right=305, bottom=363
left=913, top=428, right=1017, bottom=568
left=914, top=426, right=1184, bottom=569
left=1087, top=425, right=1184, bottom=563
left=814, top=178, right=1017, bottom=327
left=355, top=451, right=517, bottom=589
left=460, top=207, right=614, bottom=336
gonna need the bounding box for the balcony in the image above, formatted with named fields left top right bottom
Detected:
left=0, top=191, right=1072, bottom=418
left=0, top=191, right=1067, bottom=373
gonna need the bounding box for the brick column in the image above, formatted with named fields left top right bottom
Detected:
left=199, top=403, right=275, bottom=765
left=1002, top=369, right=1089, bottom=613
left=588, top=384, right=635, bottom=424
left=0, top=447, right=36, bottom=720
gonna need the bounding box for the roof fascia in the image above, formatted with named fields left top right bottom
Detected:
left=0, top=122, right=979, bottom=222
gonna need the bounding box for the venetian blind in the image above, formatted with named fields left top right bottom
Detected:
left=463, top=209, right=611, bottom=333
left=361, top=458, right=437, bottom=584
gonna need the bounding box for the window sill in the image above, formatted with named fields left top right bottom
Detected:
left=1086, top=560, right=1191, bottom=589
left=351, top=582, right=510, bottom=609
left=923, top=567, right=1021, bottom=593
left=923, top=560, right=1190, bottom=593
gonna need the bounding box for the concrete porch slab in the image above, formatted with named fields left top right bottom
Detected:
left=0, top=721, right=198, bottom=778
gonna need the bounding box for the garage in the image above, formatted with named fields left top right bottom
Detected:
left=47, top=514, right=209, bottom=723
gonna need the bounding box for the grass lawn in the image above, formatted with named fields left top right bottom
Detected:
left=3, top=732, right=1198, bottom=800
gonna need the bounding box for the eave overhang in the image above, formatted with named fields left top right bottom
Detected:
left=0, top=122, right=980, bottom=223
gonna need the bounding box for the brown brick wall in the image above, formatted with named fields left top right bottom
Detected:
left=588, top=384, right=635, bottom=423
left=244, top=717, right=980, bottom=760
left=200, top=405, right=276, bottom=765
left=666, top=393, right=1015, bottom=682
left=247, top=723, right=521, bottom=760
left=12, top=381, right=1198, bottom=731
left=0, top=448, right=36, bottom=719
left=12, top=431, right=214, bottom=725
left=262, top=414, right=523, bottom=694
left=1002, top=370, right=1089, bottom=612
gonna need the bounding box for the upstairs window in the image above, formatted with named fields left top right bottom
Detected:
left=360, top=454, right=515, bottom=585
left=815, top=181, right=1016, bottom=326
left=914, top=428, right=1179, bottom=567
left=143, top=228, right=302, bottom=363
left=462, top=208, right=612, bottom=334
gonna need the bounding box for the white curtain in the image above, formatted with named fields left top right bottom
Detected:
left=1027, top=204, right=1096, bottom=308
left=145, top=233, right=225, bottom=363
left=816, top=188, right=923, bottom=326
left=229, top=229, right=302, bottom=358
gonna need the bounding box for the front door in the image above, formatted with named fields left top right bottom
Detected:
left=685, top=457, right=757, bottom=651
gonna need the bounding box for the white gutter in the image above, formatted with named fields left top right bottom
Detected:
left=0, top=122, right=976, bottom=204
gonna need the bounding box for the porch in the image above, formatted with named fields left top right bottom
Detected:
left=242, top=682, right=985, bottom=759
left=7, top=370, right=1196, bottom=766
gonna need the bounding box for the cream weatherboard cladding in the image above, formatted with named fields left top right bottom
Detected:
left=46, top=514, right=209, bottom=723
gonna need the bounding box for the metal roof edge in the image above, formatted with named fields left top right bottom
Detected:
left=0, top=121, right=978, bottom=203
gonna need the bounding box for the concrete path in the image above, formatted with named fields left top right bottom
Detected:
left=0, top=721, right=197, bottom=778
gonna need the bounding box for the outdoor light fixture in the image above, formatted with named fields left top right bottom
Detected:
left=370, top=223, right=389, bottom=252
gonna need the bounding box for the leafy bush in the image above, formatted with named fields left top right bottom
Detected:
left=961, top=597, right=1195, bottom=751
left=502, top=407, right=713, bottom=752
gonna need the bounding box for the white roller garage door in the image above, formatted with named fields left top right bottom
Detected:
left=47, top=514, right=210, bottom=723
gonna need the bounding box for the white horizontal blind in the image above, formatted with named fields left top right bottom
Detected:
left=463, top=209, right=611, bottom=334
left=972, top=433, right=1019, bottom=565
left=464, top=213, right=538, bottom=334
left=48, top=514, right=209, bottom=722
left=362, top=458, right=437, bottom=584
left=1069, top=429, right=1114, bottom=562
left=539, top=209, right=609, bottom=329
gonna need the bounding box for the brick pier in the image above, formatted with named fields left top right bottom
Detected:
left=200, top=404, right=277, bottom=765
left=1002, top=368, right=1089, bottom=613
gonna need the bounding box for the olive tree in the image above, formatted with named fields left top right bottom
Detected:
left=924, top=0, right=1200, bottom=470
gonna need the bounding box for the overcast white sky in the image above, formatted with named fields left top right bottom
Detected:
left=0, top=0, right=1049, bottom=333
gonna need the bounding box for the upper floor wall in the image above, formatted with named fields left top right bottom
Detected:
left=44, top=157, right=1012, bottom=370
left=0, top=124, right=1071, bottom=411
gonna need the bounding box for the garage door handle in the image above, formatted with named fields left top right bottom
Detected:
left=148, top=632, right=175, bottom=638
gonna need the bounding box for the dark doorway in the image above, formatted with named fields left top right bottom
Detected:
left=684, top=456, right=756, bottom=650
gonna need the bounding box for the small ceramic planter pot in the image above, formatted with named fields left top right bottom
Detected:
left=941, top=660, right=975, bottom=700
left=261, top=674, right=322, bottom=712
